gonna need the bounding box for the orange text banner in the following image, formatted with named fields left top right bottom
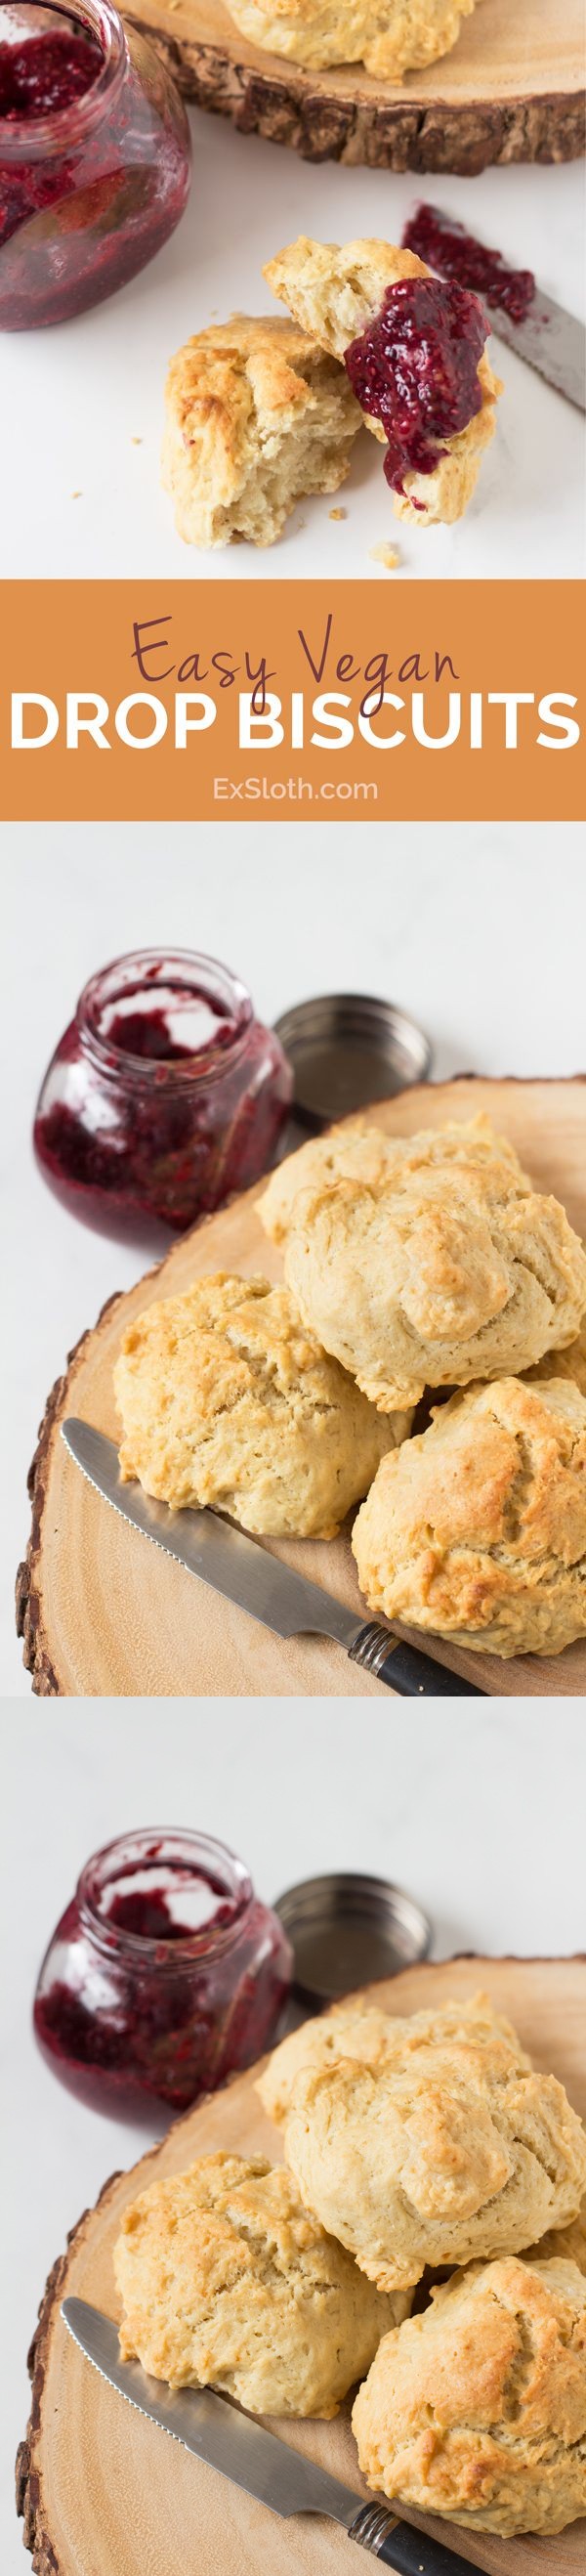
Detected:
left=0, top=581, right=583, bottom=822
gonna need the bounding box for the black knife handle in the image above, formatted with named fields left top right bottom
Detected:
left=348, top=1623, right=485, bottom=1698
left=348, top=2501, right=476, bottom=2572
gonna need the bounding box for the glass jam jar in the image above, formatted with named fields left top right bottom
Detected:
left=0, top=1, right=191, bottom=330
left=33, top=947, right=293, bottom=1247
left=33, top=1828, right=293, bottom=2124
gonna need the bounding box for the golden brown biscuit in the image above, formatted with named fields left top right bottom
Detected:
left=283, top=1151, right=586, bottom=1412
left=265, top=238, right=501, bottom=525
left=114, top=1272, right=405, bottom=1540
left=114, top=2152, right=404, bottom=2417
left=258, top=1989, right=525, bottom=2127
left=283, top=2014, right=586, bottom=2292
left=227, top=0, right=478, bottom=84
left=353, top=1375, right=586, bottom=1657
left=353, top=2254, right=586, bottom=2536
left=258, top=1111, right=525, bottom=1249
left=162, top=316, right=361, bottom=550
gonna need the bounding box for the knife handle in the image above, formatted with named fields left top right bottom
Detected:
left=348, top=2501, right=475, bottom=2572
left=348, top=1623, right=484, bottom=1698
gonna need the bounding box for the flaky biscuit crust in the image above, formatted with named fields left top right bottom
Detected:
left=265, top=237, right=502, bottom=525
left=353, top=2255, right=586, bottom=2535
left=283, top=2026, right=586, bottom=2295
left=283, top=1150, right=586, bottom=1412
left=258, top=1112, right=525, bottom=1248
left=226, top=0, right=478, bottom=82
left=353, top=1375, right=586, bottom=1656
left=114, top=2152, right=403, bottom=2418
left=162, top=315, right=361, bottom=550
left=114, top=1271, right=404, bottom=1540
left=258, top=1988, right=527, bottom=2126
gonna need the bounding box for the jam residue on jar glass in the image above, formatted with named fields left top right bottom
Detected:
left=402, top=204, right=535, bottom=327
left=0, top=1, right=191, bottom=329
left=33, top=947, right=293, bottom=1247
left=33, top=1827, right=293, bottom=2123
left=344, top=275, right=487, bottom=494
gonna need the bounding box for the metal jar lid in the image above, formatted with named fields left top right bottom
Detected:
left=272, top=993, right=432, bottom=1129
left=272, top=1871, right=432, bottom=2012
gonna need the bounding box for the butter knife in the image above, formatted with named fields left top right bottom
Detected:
left=61, top=1418, right=484, bottom=1697
left=62, top=2298, right=477, bottom=2574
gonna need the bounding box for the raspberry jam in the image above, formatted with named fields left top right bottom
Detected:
left=345, top=276, right=487, bottom=494
left=0, top=26, right=102, bottom=117
left=33, top=1829, right=293, bottom=2124
left=403, top=203, right=535, bottom=327
left=33, top=948, right=292, bottom=1248
left=0, top=2, right=191, bottom=330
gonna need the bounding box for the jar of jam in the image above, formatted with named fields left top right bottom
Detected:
left=0, top=1, right=191, bottom=330
left=33, top=1828, right=293, bottom=2124
left=33, top=947, right=293, bottom=1247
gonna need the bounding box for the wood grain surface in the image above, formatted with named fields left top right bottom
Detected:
left=16, top=1955, right=586, bottom=2576
left=16, top=1076, right=586, bottom=1700
left=125, top=0, right=585, bottom=169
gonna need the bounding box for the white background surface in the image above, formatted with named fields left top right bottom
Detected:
left=3, top=815, right=585, bottom=1695
left=1, top=104, right=585, bottom=580
left=4, top=1693, right=586, bottom=2575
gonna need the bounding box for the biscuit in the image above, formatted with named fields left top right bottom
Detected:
left=114, top=2152, right=404, bottom=2418
left=162, top=316, right=362, bottom=550
left=226, top=0, right=478, bottom=84
left=265, top=238, right=501, bottom=525
left=283, top=2011, right=586, bottom=2291
left=283, top=1151, right=586, bottom=1410
left=353, top=2254, right=586, bottom=2536
left=258, top=1988, right=525, bottom=2126
left=114, top=1272, right=405, bottom=1540
left=258, top=1111, right=525, bottom=1248
left=353, top=1375, right=586, bottom=1656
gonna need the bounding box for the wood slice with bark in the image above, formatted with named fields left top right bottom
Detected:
left=125, top=0, right=585, bottom=170
left=16, top=1075, right=586, bottom=1700
left=16, top=1956, right=586, bottom=2576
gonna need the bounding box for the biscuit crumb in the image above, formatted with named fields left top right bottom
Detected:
left=329, top=506, right=346, bottom=520
left=369, top=541, right=399, bottom=571
left=131, top=436, right=143, bottom=447
left=71, top=490, right=83, bottom=500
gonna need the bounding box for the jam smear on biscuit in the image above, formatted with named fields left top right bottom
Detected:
left=345, top=276, right=487, bottom=494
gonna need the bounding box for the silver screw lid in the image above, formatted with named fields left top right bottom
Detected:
left=272, top=993, right=432, bottom=1128
left=272, top=1871, right=432, bottom=2011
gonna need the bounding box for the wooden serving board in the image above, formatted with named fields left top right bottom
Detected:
left=126, top=0, right=585, bottom=170
left=17, top=1956, right=586, bottom=2576
left=16, top=1075, right=586, bottom=1700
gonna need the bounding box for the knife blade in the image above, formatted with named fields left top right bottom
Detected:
left=61, top=1418, right=485, bottom=1697
left=481, top=288, right=586, bottom=412
left=61, top=2297, right=477, bottom=2574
